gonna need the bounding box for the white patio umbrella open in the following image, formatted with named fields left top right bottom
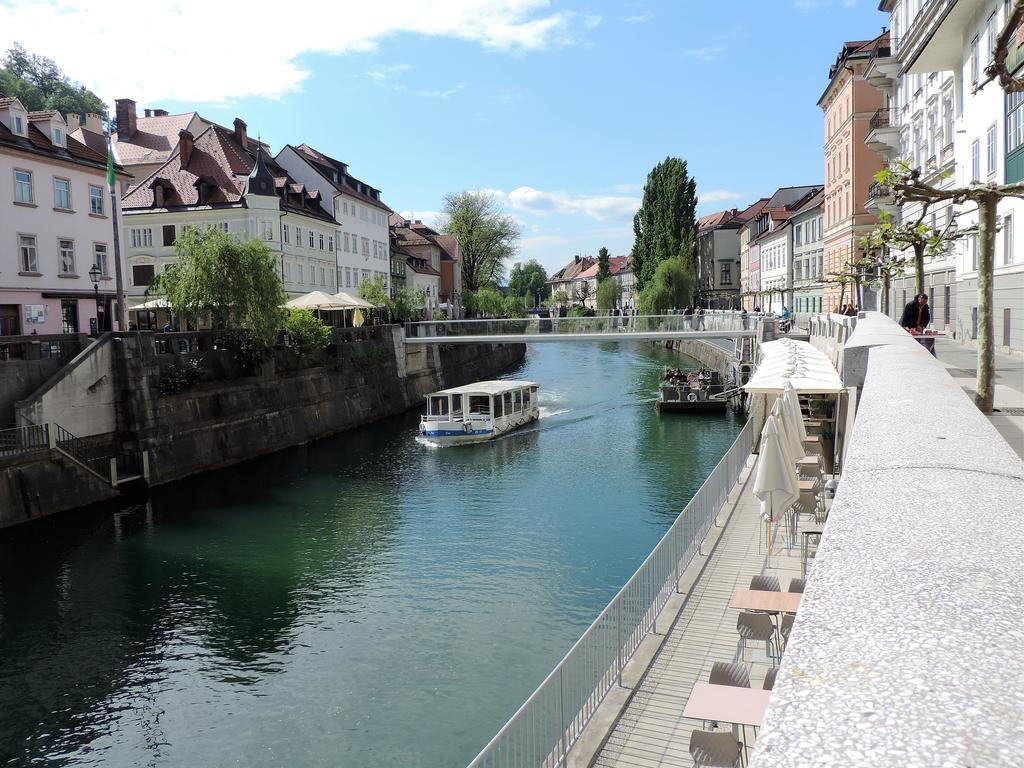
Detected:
left=332, top=291, right=377, bottom=309
left=752, top=414, right=800, bottom=555
left=132, top=296, right=171, bottom=310
left=286, top=291, right=352, bottom=310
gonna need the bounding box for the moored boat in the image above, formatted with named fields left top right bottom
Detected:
left=419, top=380, right=540, bottom=445
left=658, top=367, right=727, bottom=413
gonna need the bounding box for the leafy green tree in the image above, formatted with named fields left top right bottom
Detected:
left=638, top=257, right=694, bottom=315
left=475, top=287, right=506, bottom=317
left=0, top=44, right=107, bottom=120
left=596, top=278, right=621, bottom=311
left=284, top=309, right=331, bottom=355
left=573, top=280, right=592, bottom=307
left=631, top=157, right=698, bottom=291
left=357, top=275, right=389, bottom=308
left=862, top=208, right=957, bottom=297
left=507, top=260, right=548, bottom=304
left=440, top=190, right=520, bottom=292
left=544, top=290, right=569, bottom=308
left=596, top=247, right=611, bottom=282
left=503, top=295, right=527, bottom=318
left=357, top=276, right=425, bottom=322
left=158, top=227, right=285, bottom=349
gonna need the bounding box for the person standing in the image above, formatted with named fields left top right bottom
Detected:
left=899, top=293, right=931, bottom=331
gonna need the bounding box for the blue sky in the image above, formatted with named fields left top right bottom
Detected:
left=3, top=0, right=888, bottom=275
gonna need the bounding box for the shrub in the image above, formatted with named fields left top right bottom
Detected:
left=568, top=306, right=595, bottom=317
left=285, top=309, right=332, bottom=355
left=159, top=358, right=204, bottom=394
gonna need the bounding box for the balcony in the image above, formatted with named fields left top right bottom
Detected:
left=902, top=0, right=975, bottom=75
left=865, top=179, right=898, bottom=213
left=864, top=37, right=899, bottom=90
left=865, top=108, right=900, bottom=158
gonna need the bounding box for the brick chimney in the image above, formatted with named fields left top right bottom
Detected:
left=115, top=98, right=137, bottom=138
left=178, top=129, right=194, bottom=168
left=153, top=109, right=168, bottom=117
left=66, top=112, right=81, bottom=129
left=144, top=108, right=152, bottom=117
left=233, top=117, right=247, bottom=147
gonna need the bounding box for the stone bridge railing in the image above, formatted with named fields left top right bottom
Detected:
left=751, top=312, right=1024, bottom=767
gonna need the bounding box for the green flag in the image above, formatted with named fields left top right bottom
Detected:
left=106, top=140, right=115, bottom=191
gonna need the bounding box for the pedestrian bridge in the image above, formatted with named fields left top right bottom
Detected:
left=403, top=314, right=759, bottom=344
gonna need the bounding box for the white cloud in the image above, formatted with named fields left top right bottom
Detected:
left=623, top=13, right=653, bottom=23
left=489, top=186, right=641, bottom=222
left=683, top=47, right=725, bottom=62
left=399, top=210, right=443, bottom=227
left=367, top=63, right=413, bottom=81
left=0, top=0, right=591, bottom=105
left=583, top=15, right=603, bottom=29
left=700, top=189, right=745, bottom=203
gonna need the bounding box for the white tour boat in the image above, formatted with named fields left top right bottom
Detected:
left=419, top=380, right=540, bottom=445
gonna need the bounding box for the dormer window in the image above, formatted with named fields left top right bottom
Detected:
left=13, top=115, right=24, bottom=135
left=53, top=127, right=63, bottom=146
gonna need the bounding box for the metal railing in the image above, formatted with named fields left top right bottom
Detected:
left=0, top=423, right=49, bottom=458
left=406, top=312, right=757, bottom=340
left=466, top=418, right=757, bottom=768
left=53, top=423, right=115, bottom=481
left=0, top=333, right=89, bottom=362
left=868, top=180, right=892, bottom=200
left=869, top=108, right=893, bottom=132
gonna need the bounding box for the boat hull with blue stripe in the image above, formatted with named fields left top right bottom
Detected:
left=419, top=380, right=539, bottom=446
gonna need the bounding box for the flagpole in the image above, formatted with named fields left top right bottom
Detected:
left=107, top=136, right=126, bottom=331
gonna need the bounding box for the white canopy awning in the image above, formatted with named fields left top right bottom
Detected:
left=286, top=291, right=353, bottom=310
left=131, top=297, right=171, bottom=310
left=332, top=291, right=377, bottom=309
left=744, top=339, right=844, bottom=393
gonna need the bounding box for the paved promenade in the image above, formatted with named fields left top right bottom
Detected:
left=935, top=339, right=1024, bottom=458
left=589, top=459, right=803, bottom=768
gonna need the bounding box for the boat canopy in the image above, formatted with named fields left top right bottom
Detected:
left=743, top=339, right=844, bottom=393
left=431, top=380, right=538, bottom=397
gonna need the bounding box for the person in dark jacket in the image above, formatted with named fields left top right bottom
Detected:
left=899, top=293, right=931, bottom=331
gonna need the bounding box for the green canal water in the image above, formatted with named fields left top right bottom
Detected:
left=0, top=342, right=742, bottom=768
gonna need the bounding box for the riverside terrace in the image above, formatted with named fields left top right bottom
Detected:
left=462, top=312, right=1023, bottom=768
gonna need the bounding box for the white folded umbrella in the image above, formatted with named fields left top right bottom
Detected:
left=783, top=381, right=809, bottom=445
left=753, top=414, right=800, bottom=528
left=771, top=395, right=804, bottom=466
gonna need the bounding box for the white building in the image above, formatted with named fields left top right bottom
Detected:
left=790, top=190, right=826, bottom=315
left=758, top=221, right=792, bottom=312
left=0, top=97, right=127, bottom=335
left=696, top=210, right=742, bottom=308
left=275, top=144, right=392, bottom=296
left=883, top=0, right=1023, bottom=351
left=119, top=120, right=338, bottom=314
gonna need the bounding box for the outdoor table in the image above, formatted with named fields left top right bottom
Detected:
left=797, top=456, right=820, bottom=467
left=683, top=682, right=773, bottom=727
left=729, top=589, right=802, bottom=614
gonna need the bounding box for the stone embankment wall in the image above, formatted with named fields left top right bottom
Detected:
left=0, top=327, right=525, bottom=527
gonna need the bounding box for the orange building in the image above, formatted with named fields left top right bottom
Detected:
left=817, top=34, right=887, bottom=313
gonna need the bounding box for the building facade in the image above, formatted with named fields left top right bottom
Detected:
left=819, top=35, right=888, bottom=312
left=275, top=144, right=392, bottom=296
left=749, top=186, right=822, bottom=311
left=0, top=97, right=127, bottom=335
left=575, top=256, right=632, bottom=309
left=738, top=198, right=769, bottom=304
left=790, top=190, right=826, bottom=315
left=389, top=217, right=442, bottom=313
left=545, top=256, right=595, bottom=303
left=897, top=0, right=1023, bottom=351
left=696, top=209, right=742, bottom=308
left=119, top=120, right=338, bottom=308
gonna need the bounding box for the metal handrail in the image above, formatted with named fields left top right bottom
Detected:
left=869, top=108, right=893, bottom=132
left=868, top=180, right=892, bottom=200
left=0, top=423, right=49, bottom=458
left=465, top=418, right=756, bottom=768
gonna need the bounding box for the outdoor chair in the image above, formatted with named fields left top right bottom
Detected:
left=749, top=574, right=781, bottom=592
left=788, top=578, right=806, bottom=593
left=689, top=730, right=743, bottom=768
left=801, top=526, right=825, bottom=577
left=763, top=667, right=778, bottom=691
left=737, top=612, right=780, bottom=665
left=709, top=661, right=751, bottom=688
left=780, top=614, right=795, bottom=649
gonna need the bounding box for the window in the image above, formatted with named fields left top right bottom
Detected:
left=944, top=285, right=951, bottom=324
left=59, top=239, right=75, bottom=274
left=295, top=227, right=302, bottom=247
left=328, top=236, right=334, bottom=252
left=308, top=230, right=315, bottom=248
left=18, top=234, right=38, bottom=272
left=1008, top=91, right=1024, bottom=154
left=14, top=170, right=33, bottom=203
left=720, top=262, right=732, bottom=285
left=13, top=115, right=23, bottom=135
left=319, top=233, right=325, bottom=250
left=362, top=237, right=370, bottom=257
left=132, top=264, right=156, bottom=286
left=987, top=124, right=997, bottom=176
left=262, top=220, right=274, bottom=241
left=988, top=12, right=998, bottom=62
left=284, top=262, right=291, bottom=279
left=130, top=227, right=153, bottom=248
left=345, top=267, right=351, bottom=287
left=320, top=267, right=326, bottom=285
left=89, top=185, right=104, bottom=215
left=971, top=235, right=978, bottom=271
left=1005, top=214, right=1014, bottom=264
left=163, top=224, right=176, bottom=246
left=794, top=224, right=802, bottom=246
left=360, top=206, right=368, bottom=222
left=971, top=139, right=981, bottom=181
left=94, top=243, right=108, bottom=276
left=297, top=264, right=304, bottom=283
left=53, top=127, right=63, bottom=145
left=971, top=36, right=980, bottom=85
left=53, top=178, right=71, bottom=210
left=343, top=233, right=350, bottom=252
left=283, top=223, right=290, bottom=244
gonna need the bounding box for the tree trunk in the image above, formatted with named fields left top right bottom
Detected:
left=882, top=273, right=891, bottom=317
left=975, top=195, right=997, bottom=413
left=838, top=282, right=846, bottom=312
left=913, top=242, right=925, bottom=297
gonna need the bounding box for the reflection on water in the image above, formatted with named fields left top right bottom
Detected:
left=0, top=342, right=741, bottom=768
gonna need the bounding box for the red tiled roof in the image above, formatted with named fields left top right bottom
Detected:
left=577, top=256, right=630, bottom=279
left=407, top=258, right=441, bottom=276
left=698, top=208, right=742, bottom=233
left=69, top=126, right=107, bottom=156
left=122, top=123, right=332, bottom=222
left=0, top=118, right=110, bottom=172
left=547, top=256, right=595, bottom=282
left=293, top=143, right=393, bottom=212
left=113, top=112, right=199, bottom=167
left=433, top=234, right=460, bottom=263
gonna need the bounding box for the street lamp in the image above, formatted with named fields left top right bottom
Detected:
left=88, top=263, right=101, bottom=333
